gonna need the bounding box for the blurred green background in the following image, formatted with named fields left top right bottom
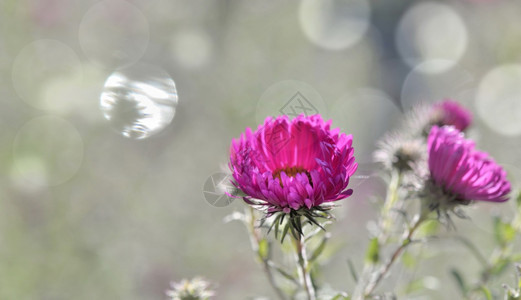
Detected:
left=1, top=0, right=521, bottom=299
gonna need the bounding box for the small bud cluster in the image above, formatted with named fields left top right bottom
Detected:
left=375, top=99, right=510, bottom=217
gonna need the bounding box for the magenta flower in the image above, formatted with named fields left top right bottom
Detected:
left=427, top=126, right=510, bottom=204
left=229, top=115, right=358, bottom=214
left=431, top=100, right=472, bottom=132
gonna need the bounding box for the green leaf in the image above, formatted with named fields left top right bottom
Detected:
left=290, top=215, right=303, bottom=237
left=309, top=233, right=329, bottom=262
left=491, top=258, right=510, bottom=276
left=331, top=294, right=350, bottom=300
left=480, top=286, right=493, bottom=300
left=365, top=237, right=380, bottom=264
left=402, top=251, right=417, bottom=269
left=303, top=212, right=325, bottom=231
left=403, top=278, right=425, bottom=294
left=280, top=221, right=291, bottom=243
left=516, top=191, right=521, bottom=208
left=510, top=253, right=521, bottom=262
left=503, top=223, right=516, bottom=243
left=347, top=259, right=358, bottom=283
left=417, top=219, right=440, bottom=237
left=450, top=268, right=467, bottom=295
left=258, top=238, right=269, bottom=261
left=494, top=217, right=516, bottom=246
left=267, top=261, right=298, bottom=284
left=268, top=214, right=282, bottom=237
left=273, top=214, right=282, bottom=240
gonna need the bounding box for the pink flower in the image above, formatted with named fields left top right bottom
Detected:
left=431, top=100, right=472, bottom=131
left=427, top=126, right=510, bottom=203
left=229, top=115, right=358, bottom=214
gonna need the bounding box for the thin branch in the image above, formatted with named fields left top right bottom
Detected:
left=363, top=215, right=425, bottom=297
left=292, top=219, right=316, bottom=300
left=247, top=207, right=288, bottom=300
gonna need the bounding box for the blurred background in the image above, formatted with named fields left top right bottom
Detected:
left=1, top=0, right=521, bottom=299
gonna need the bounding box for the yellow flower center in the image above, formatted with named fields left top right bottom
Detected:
left=273, top=166, right=312, bottom=186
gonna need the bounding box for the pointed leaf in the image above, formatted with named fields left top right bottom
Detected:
left=304, top=213, right=325, bottom=231
left=450, top=268, right=467, bottom=295
left=491, top=258, right=510, bottom=276
left=258, top=238, right=269, bottom=261
left=281, top=222, right=291, bottom=243
left=291, top=216, right=303, bottom=237
left=309, top=233, right=330, bottom=262
left=365, top=237, right=380, bottom=264
left=417, top=219, right=440, bottom=237
left=272, top=214, right=282, bottom=239
left=267, top=261, right=298, bottom=285
left=480, top=286, right=492, bottom=300
left=347, top=259, right=358, bottom=283
left=402, top=251, right=417, bottom=269
left=403, top=278, right=425, bottom=294
left=494, top=217, right=516, bottom=246
left=331, top=293, right=350, bottom=300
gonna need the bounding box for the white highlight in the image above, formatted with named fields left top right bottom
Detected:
left=476, top=64, right=521, bottom=136
left=79, top=0, right=149, bottom=68
left=100, top=64, right=178, bottom=139
left=11, top=116, right=84, bottom=189
left=396, top=2, right=468, bottom=73
left=299, top=0, right=370, bottom=50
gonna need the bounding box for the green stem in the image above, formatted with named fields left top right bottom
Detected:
left=467, top=208, right=521, bottom=297
left=352, top=171, right=404, bottom=299
left=292, top=219, right=316, bottom=300
left=470, top=244, right=512, bottom=296
left=363, top=214, right=426, bottom=298
left=247, top=207, right=288, bottom=300
left=380, top=171, right=403, bottom=243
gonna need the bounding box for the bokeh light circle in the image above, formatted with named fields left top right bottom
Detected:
left=299, top=0, right=370, bottom=51
left=476, top=64, right=521, bottom=136
left=170, top=29, right=213, bottom=69
left=330, top=88, right=400, bottom=163
left=11, top=116, right=84, bottom=189
left=100, top=63, right=178, bottom=139
left=11, top=39, right=83, bottom=110
left=79, top=0, right=149, bottom=68
left=40, top=63, right=106, bottom=120
left=256, top=80, right=327, bottom=125
left=396, top=2, right=468, bottom=73
left=401, top=63, right=474, bottom=111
